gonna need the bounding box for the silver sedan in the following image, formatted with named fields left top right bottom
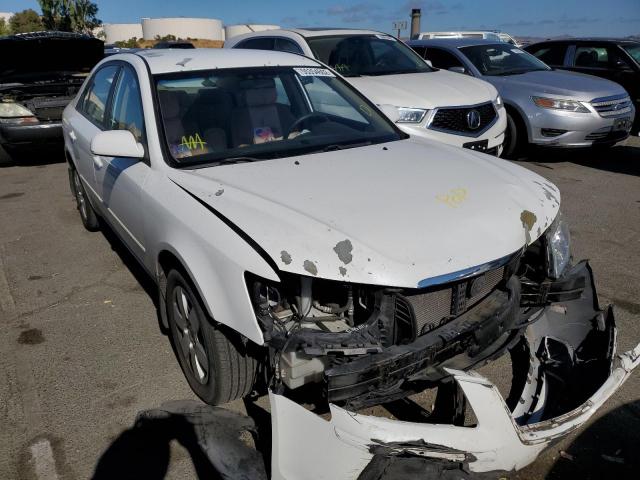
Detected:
left=408, top=38, right=635, bottom=157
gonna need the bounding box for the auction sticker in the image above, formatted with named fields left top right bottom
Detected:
left=294, top=67, right=335, bottom=77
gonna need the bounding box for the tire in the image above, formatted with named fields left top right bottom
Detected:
left=166, top=269, right=257, bottom=405
left=70, top=166, right=100, bottom=231
left=502, top=111, right=525, bottom=159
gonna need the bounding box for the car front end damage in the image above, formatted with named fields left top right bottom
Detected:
left=245, top=220, right=639, bottom=479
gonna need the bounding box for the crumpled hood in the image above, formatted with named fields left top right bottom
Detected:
left=347, top=70, right=497, bottom=109
left=487, top=69, right=628, bottom=102
left=169, top=138, right=559, bottom=288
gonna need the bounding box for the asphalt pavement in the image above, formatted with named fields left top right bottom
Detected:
left=1, top=137, right=639, bottom=479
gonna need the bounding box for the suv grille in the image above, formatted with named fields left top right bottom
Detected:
left=398, top=267, right=505, bottom=336
left=591, top=95, right=633, bottom=118
left=429, top=102, right=497, bottom=136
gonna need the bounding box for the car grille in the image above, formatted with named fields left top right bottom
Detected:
left=24, top=97, right=71, bottom=121
left=397, top=267, right=505, bottom=336
left=429, top=102, right=497, bottom=136
left=590, top=95, right=633, bottom=118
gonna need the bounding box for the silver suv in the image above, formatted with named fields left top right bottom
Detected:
left=408, top=38, right=635, bottom=157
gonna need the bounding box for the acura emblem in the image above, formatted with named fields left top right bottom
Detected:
left=467, top=110, right=481, bottom=130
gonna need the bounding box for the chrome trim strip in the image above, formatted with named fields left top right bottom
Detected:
left=417, top=250, right=519, bottom=289
left=590, top=93, right=630, bottom=104
left=426, top=101, right=499, bottom=138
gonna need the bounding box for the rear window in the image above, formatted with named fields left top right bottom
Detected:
left=528, top=45, right=567, bottom=66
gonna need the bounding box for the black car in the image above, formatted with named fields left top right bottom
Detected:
left=0, top=31, right=103, bottom=163
left=525, top=38, right=640, bottom=133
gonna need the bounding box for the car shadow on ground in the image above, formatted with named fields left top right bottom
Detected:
left=521, top=142, right=640, bottom=177
left=97, top=218, right=165, bottom=332
left=91, top=400, right=269, bottom=480
left=544, top=400, right=640, bottom=479
left=0, top=147, right=66, bottom=168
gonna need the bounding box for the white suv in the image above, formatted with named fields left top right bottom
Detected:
left=225, top=28, right=507, bottom=155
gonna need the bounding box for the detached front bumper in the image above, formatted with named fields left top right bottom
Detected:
left=270, top=262, right=639, bottom=479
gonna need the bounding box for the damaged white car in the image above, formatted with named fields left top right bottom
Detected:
left=62, top=49, right=639, bottom=479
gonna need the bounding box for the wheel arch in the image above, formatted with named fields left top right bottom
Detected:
left=504, top=102, right=531, bottom=143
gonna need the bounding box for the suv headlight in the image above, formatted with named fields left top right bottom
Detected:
left=0, top=102, right=38, bottom=124
left=532, top=96, right=590, bottom=113
left=545, top=212, right=571, bottom=279
left=493, top=95, right=504, bottom=110
left=395, top=107, right=428, bottom=123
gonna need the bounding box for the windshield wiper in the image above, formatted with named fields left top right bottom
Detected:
left=318, top=140, right=373, bottom=153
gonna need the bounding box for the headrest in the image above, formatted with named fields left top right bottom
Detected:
left=159, top=90, right=180, bottom=119
left=241, top=78, right=278, bottom=107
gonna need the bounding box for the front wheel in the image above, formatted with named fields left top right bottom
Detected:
left=166, top=269, right=258, bottom=405
left=502, top=112, right=525, bottom=159
left=70, top=167, right=100, bottom=231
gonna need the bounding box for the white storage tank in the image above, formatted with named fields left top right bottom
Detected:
left=224, top=24, right=280, bottom=40
left=103, top=23, right=143, bottom=44
left=142, top=17, right=223, bottom=41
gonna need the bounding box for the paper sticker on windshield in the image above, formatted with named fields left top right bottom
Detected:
left=375, top=34, right=396, bottom=41
left=294, top=67, right=335, bottom=77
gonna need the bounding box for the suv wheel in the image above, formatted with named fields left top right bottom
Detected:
left=70, top=167, right=100, bottom=231
left=166, top=269, right=258, bottom=405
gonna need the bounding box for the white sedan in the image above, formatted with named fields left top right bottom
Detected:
left=62, top=49, right=638, bottom=479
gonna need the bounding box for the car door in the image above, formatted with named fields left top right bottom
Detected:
left=568, top=43, right=619, bottom=82
left=68, top=64, right=120, bottom=199
left=94, top=64, right=150, bottom=261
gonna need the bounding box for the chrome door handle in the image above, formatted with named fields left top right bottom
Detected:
left=93, top=155, right=103, bottom=169
left=69, top=130, right=77, bottom=142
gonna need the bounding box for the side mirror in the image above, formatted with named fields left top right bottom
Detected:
left=448, top=66, right=467, bottom=75
left=91, top=130, right=145, bottom=158
left=614, top=59, right=632, bottom=71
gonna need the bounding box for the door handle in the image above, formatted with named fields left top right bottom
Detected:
left=93, top=155, right=103, bottom=169
left=69, top=130, right=77, bottom=142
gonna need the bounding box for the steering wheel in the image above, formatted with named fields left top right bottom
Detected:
left=285, top=113, right=329, bottom=139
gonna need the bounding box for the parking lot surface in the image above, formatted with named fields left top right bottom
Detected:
left=1, top=138, right=639, bottom=479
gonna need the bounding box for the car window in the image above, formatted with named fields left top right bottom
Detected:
left=460, top=43, right=550, bottom=76
left=302, top=75, right=367, bottom=122
left=109, top=66, right=145, bottom=143
left=410, top=45, right=427, bottom=58
left=423, top=48, right=464, bottom=70
left=621, top=44, right=640, bottom=65
left=528, top=44, right=567, bottom=66
left=155, top=66, right=402, bottom=166
left=306, top=34, right=432, bottom=77
left=274, top=38, right=303, bottom=55
left=81, top=65, right=119, bottom=127
left=574, top=46, right=608, bottom=68
left=235, top=37, right=275, bottom=51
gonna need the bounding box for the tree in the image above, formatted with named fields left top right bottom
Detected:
left=70, top=0, right=101, bottom=35
left=114, top=37, right=140, bottom=48
left=9, top=9, right=43, bottom=34
left=0, top=18, right=11, bottom=36
left=38, top=0, right=101, bottom=34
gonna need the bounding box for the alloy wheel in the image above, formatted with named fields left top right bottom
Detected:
left=172, top=285, right=210, bottom=384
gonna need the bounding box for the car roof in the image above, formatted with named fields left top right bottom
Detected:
left=407, top=38, right=504, bottom=49
left=125, top=48, right=320, bottom=74
left=527, top=38, right=639, bottom=46
left=275, top=28, right=386, bottom=38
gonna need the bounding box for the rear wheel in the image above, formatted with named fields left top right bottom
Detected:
left=166, top=269, right=258, bottom=405
left=70, top=167, right=100, bottom=231
left=502, top=111, right=526, bottom=159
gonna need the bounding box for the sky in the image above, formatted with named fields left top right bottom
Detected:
left=1, top=0, right=639, bottom=38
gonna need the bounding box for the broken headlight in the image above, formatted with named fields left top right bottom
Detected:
left=545, top=212, right=571, bottom=279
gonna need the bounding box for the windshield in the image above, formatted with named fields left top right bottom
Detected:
left=622, top=44, right=640, bottom=65
left=306, top=34, right=433, bottom=77
left=156, top=66, right=403, bottom=166
left=460, top=43, right=550, bottom=76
